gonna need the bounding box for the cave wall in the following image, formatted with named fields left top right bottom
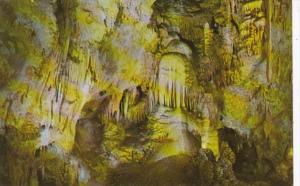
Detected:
left=0, top=0, right=292, bottom=185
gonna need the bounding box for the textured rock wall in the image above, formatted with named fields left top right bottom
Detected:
left=0, top=0, right=292, bottom=185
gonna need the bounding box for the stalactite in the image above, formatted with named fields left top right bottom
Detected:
left=156, top=54, right=187, bottom=108
left=204, top=22, right=213, bottom=56
left=119, top=86, right=151, bottom=124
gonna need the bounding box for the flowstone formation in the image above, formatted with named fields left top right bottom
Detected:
left=0, top=0, right=292, bottom=186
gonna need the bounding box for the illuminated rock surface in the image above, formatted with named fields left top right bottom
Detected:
left=0, top=0, right=292, bottom=185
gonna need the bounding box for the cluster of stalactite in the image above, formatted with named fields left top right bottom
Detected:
left=0, top=0, right=292, bottom=185
left=119, top=86, right=151, bottom=123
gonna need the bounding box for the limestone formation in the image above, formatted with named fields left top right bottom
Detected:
left=0, top=0, right=292, bottom=185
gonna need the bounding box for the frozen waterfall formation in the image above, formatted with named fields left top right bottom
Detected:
left=151, top=40, right=219, bottom=159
